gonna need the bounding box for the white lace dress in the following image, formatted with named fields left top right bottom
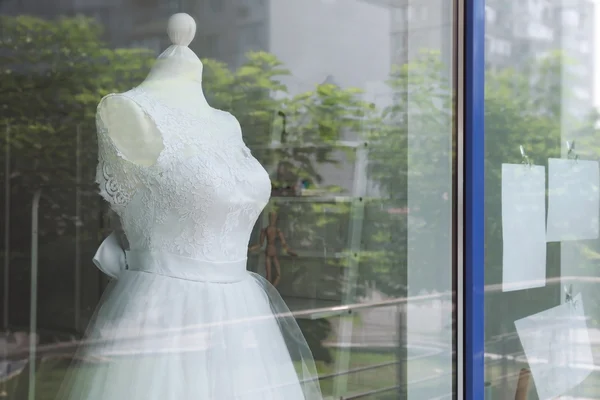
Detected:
left=56, top=88, right=323, bottom=400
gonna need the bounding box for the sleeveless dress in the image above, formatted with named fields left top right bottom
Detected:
left=56, top=87, right=323, bottom=400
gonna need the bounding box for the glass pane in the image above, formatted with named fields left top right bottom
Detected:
left=0, top=1, right=456, bottom=399
left=484, top=0, right=599, bottom=398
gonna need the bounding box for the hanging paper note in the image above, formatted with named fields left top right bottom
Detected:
left=547, top=159, right=599, bottom=242
left=501, top=164, right=547, bottom=292
left=514, top=294, right=593, bottom=400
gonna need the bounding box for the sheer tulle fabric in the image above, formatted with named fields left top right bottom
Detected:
left=55, top=258, right=322, bottom=400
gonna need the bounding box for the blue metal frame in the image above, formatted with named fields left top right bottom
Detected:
left=464, top=0, right=485, bottom=399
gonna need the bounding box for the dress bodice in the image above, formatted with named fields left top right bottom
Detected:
left=95, top=87, right=271, bottom=262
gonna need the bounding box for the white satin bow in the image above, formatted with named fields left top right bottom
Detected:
left=92, top=231, right=127, bottom=279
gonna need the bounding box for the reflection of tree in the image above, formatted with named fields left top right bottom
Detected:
left=4, top=14, right=600, bottom=386
left=0, top=16, right=372, bottom=366
left=484, top=51, right=600, bottom=339
left=0, top=16, right=155, bottom=329
left=365, top=51, right=453, bottom=297
left=0, top=15, right=154, bottom=221
left=203, top=51, right=371, bottom=188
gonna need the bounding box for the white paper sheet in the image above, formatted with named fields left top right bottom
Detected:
left=547, top=159, right=600, bottom=242
left=502, top=164, right=547, bottom=292
left=514, top=294, right=593, bottom=400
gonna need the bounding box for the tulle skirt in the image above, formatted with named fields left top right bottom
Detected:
left=55, top=250, right=323, bottom=400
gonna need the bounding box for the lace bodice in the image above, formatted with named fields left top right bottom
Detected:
left=96, top=87, right=272, bottom=261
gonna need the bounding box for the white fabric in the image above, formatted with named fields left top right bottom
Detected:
left=56, top=88, right=322, bottom=399
left=92, top=231, right=125, bottom=279
left=95, top=87, right=271, bottom=261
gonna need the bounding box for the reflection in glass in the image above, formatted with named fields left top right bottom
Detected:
left=485, top=0, right=599, bottom=398
left=0, top=1, right=456, bottom=399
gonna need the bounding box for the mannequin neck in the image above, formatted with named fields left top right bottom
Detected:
left=138, top=49, right=210, bottom=111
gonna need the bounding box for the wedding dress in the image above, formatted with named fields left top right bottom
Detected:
left=55, top=86, right=323, bottom=399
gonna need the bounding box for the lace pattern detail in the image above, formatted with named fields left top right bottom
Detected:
left=95, top=87, right=272, bottom=261
left=95, top=115, right=143, bottom=210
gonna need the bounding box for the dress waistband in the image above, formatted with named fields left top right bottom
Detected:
left=125, top=250, right=249, bottom=283
left=92, top=233, right=249, bottom=283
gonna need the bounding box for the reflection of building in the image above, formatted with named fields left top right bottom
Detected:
left=189, top=0, right=392, bottom=97
left=388, top=0, right=453, bottom=67
left=371, top=0, right=597, bottom=118
left=0, top=0, right=179, bottom=51
left=486, top=0, right=596, bottom=118
left=557, top=0, right=596, bottom=119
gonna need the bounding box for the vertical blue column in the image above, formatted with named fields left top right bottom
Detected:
left=464, top=0, right=485, bottom=399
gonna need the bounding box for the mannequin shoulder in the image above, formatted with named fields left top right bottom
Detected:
left=97, top=94, right=146, bottom=123
left=96, top=93, right=164, bottom=167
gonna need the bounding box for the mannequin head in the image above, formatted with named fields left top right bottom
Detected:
left=167, top=13, right=196, bottom=47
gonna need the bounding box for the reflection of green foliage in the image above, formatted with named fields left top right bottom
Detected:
left=203, top=51, right=369, bottom=187
left=484, top=51, right=594, bottom=260
left=6, top=15, right=600, bottom=389
left=203, top=51, right=288, bottom=147
left=0, top=16, right=157, bottom=329
left=0, top=16, right=374, bottom=366
left=484, top=51, right=600, bottom=338
left=0, top=16, right=155, bottom=245
left=360, top=51, right=453, bottom=297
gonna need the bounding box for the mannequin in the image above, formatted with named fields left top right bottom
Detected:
left=249, top=210, right=298, bottom=286
left=98, top=13, right=210, bottom=166
left=56, top=13, right=324, bottom=400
